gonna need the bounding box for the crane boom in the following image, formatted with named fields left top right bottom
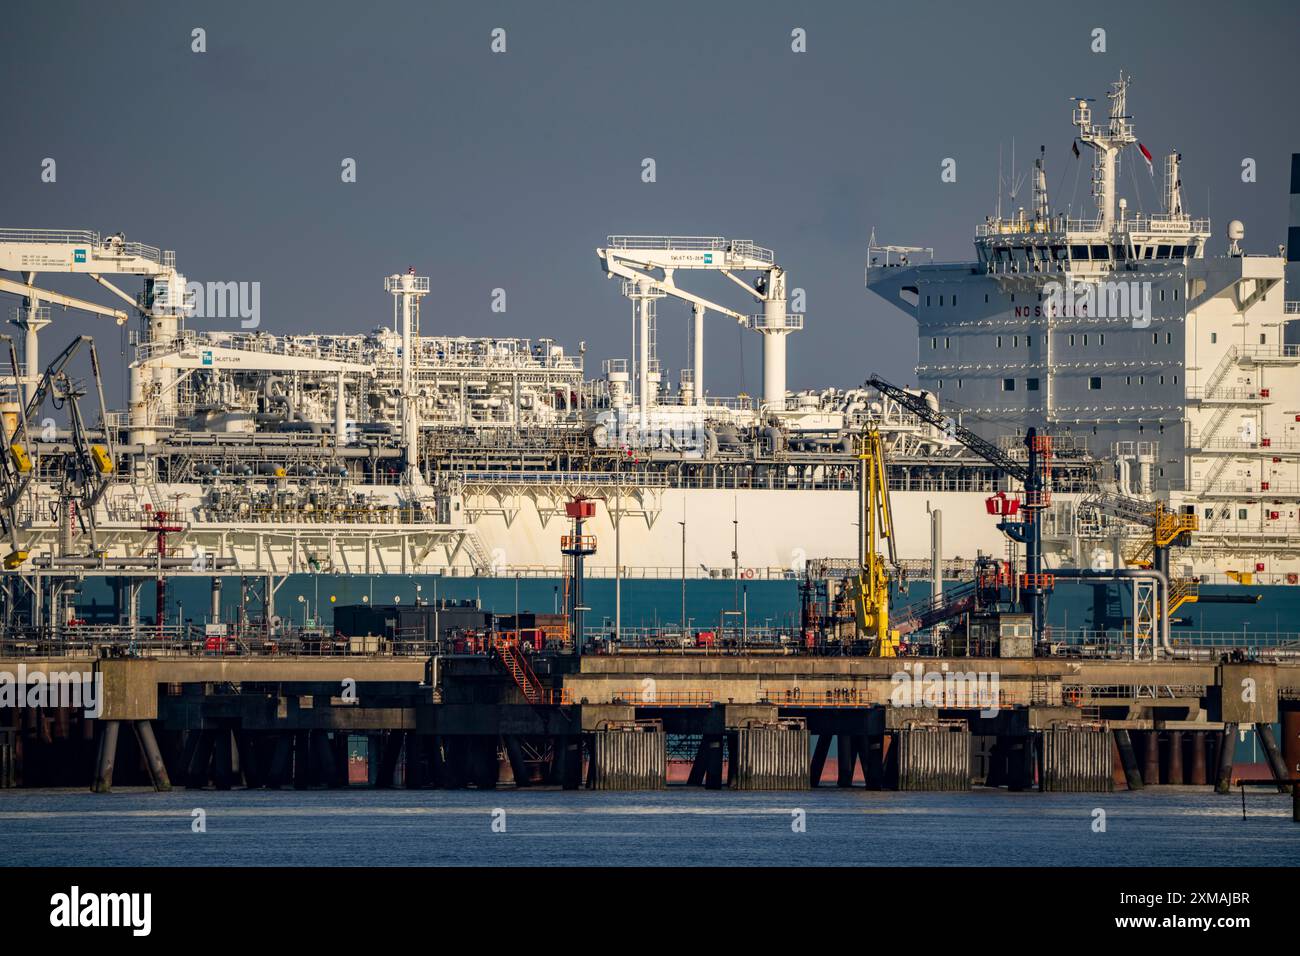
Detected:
left=867, top=375, right=1030, bottom=482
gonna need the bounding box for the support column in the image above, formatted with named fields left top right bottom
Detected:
left=1114, top=729, right=1143, bottom=791
left=808, top=733, right=832, bottom=788
left=1142, top=730, right=1161, bottom=785
left=133, top=720, right=172, bottom=791
left=1257, top=723, right=1290, bottom=794
left=91, top=720, right=120, bottom=794
left=1167, top=729, right=1184, bottom=786
left=835, top=734, right=855, bottom=787
left=1189, top=731, right=1207, bottom=786
left=504, top=735, right=529, bottom=788
left=1214, top=724, right=1237, bottom=794
left=692, top=302, right=705, bottom=406
left=860, top=735, right=885, bottom=791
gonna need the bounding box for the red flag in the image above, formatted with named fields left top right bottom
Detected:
left=1138, top=142, right=1154, bottom=176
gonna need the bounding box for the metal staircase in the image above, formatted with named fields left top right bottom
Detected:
left=496, top=638, right=544, bottom=705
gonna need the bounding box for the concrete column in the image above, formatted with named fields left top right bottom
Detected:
left=1214, top=724, right=1237, bottom=794
left=1167, top=730, right=1184, bottom=785
left=91, top=720, right=120, bottom=794
left=1114, top=729, right=1143, bottom=790
left=835, top=734, right=855, bottom=787
left=1257, top=723, right=1290, bottom=794
left=1142, top=731, right=1161, bottom=785
left=133, top=720, right=172, bottom=791
left=1189, top=731, right=1207, bottom=786
left=809, top=734, right=832, bottom=787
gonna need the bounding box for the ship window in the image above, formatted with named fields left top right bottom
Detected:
left=1088, top=377, right=1102, bottom=390
left=1210, top=332, right=1217, bottom=343
left=984, top=293, right=989, bottom=303
left=1166, top=332, right=1172, bottom=344
left=927, top=295, right=931, bottom=307
left=957, top=378, right=963, bottom=388
left=1239, top=509, right=1248, bottom=520
left=1171, top=246, right=1186, bottom=258
left=1125, top=376, right=1131, bottom=385
left=1157, top=245, right=1171, bottom=258
left=1026, top=378, right=1039, bottom=391
left=1090, top=245, right=1110, bottom=260
left=1159, top=375, right=1165, bottom=385
left=1002, top=378, right=1016, bottom=391
left=1204, top=508, right=1213, bottom=519
left=1083, top=334, right=1089, bottom=346
left=1013, top=335, right=1018, bottom=347
left=1139, top=376, right=1145, bottom=385
left=1070, top=245, right=1088, bottom=260
left=1099, top=333, right=1105, bottom=346
left=952, top=295, right=957, bottom=307
left=932, top=337, right=938, bottom=350
left=997, top=335, right=1003, bottom=348
left=938, top=379, right=943, bottom=388
left=1159, top=289, right=1166, bottom=302
left=1010, top=294, right=1015, bottom=302
left=1173, top=289, right=1179, bottom=301
left=1142, top=246, right=1154, bottom=259
left=1069, top=334, right=1076, bottom=346
left=1153, top=333, right=1159, bottom=345
left=1052, top=246, right=1067, bottom=260
left=945, top=337, right=951, bottom=348
left=1260, top=334, right=1267, bottom=344
left=1173, top=374, right=1178, bottom=385
left=939, top=295, right=945, bottom=306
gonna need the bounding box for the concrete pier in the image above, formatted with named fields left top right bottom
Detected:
left=895, top=723, right=970, bottom=791
left=589, top=722, right=665, bottom=790
left=0, top=652, right=1295, bottom=803
left=731, top=719, right=810, bottom=790
left=1039, top=728, right=1114, bottom=793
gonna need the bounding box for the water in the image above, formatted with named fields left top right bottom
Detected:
left=1, top=788, right=1293, bottom=867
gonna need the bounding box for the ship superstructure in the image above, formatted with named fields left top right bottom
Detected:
left=0, top=226, right=1102, bottom=631
left=0, top=74, right=1295, bottom=636
left=867, top=74, right=1300, bottom=580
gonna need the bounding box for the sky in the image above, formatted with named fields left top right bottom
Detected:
left=3, top=0, right=1297, bottom=406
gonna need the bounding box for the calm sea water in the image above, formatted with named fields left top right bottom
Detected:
left=0, top=788, right=1293, bottom=867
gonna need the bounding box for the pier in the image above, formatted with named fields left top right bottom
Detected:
left=3, top=644, right=1297, bottom=797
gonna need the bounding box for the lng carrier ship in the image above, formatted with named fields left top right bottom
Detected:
left=0, top=73, right=1295, bottom=636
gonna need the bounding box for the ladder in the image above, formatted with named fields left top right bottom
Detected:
left=496, top=637, right=544, bottom=705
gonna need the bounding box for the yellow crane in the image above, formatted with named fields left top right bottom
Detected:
left=845, top=429, right=900, bottom=656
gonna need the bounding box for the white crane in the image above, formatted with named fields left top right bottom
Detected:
left=0, top=228, right=192, bottom=440
left=596, top=236, right=802, bottom=426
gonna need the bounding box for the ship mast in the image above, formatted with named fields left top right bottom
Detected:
left=1073, top=72, right=1136, bottom=231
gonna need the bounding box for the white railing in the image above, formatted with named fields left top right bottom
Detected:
left=607, top=235, right=726, bottom=251
left=459, top=470, right=670, bottom=488
left=604, top=236, right=775, bottom=264
left=0, top=227, right=100, bottom=245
